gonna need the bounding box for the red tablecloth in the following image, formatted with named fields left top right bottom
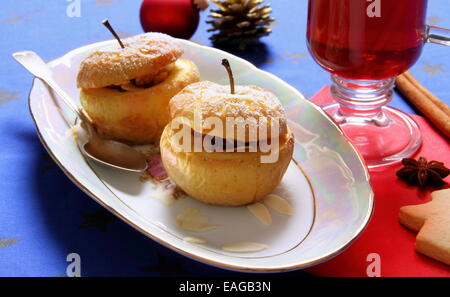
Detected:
left=306, top=86, right=450, bottom=277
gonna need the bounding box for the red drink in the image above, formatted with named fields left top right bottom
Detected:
left=307, top=0, right=428, bottom=80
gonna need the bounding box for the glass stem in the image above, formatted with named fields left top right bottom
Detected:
left=425, top=25, right=450, bottom=46
left=330, top=75, right=393, bottom=126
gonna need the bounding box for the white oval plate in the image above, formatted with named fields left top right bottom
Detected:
left=28, top=39, right=374, bottom=272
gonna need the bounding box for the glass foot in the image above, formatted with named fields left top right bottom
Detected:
left=323, top=103, right=422, bottom=168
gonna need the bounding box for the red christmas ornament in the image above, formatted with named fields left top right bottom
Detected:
left=140, top=0, right=206, bottom=40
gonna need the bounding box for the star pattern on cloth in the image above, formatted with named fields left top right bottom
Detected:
left=286, top=51, right=309, bottom=64
left=0, top=89, right=21, bottom=105
left=95, top=0, right=115, bottom=6
left=427, top=15, right=442, bottom=26
left=0, top=238, right=22, bottom=248
left=94, top=31, right=132, bottom=42
left=264, top=51, right=308, bottom=65
left=3, top=9, right=43, bottom=24
left=417, top=63, right=447, bottom=77
left=79, top=209, right=116, bottom=232
left=117, top=31, right=133, bottom=39
left=143, top=253, right=189, bottom=276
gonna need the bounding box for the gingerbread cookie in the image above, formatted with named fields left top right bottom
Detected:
left=399, top=188, right=450, bottom=265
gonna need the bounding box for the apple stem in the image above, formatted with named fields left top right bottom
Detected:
left=102, top=19, right=125, bottom=49
left=221, top=59, right=235, bottom=95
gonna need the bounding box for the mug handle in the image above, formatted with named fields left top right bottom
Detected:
left=425, top=25, right=450, bottom=46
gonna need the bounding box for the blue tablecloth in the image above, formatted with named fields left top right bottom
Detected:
left=0, top=0, right=449, bottom=277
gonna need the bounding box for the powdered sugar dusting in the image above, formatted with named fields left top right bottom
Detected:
left=247, top=202, right=272, bottom=226
left=77, top=33, right=183, bottom=89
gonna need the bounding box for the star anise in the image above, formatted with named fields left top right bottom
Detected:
left=396, top=157, right=450, bottom=188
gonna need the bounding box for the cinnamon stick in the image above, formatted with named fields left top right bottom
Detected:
left=395, top=72, right=450, bottom=138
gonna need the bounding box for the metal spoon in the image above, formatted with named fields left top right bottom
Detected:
left=13, top=51, right=148, bottom=172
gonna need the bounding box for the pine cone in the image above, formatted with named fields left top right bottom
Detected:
left=207, top=0, right=275, bottom=49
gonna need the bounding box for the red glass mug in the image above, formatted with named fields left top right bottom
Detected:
left=306, top=0, right=450, bottom=167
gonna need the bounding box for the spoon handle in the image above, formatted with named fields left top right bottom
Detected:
left=12, top=51, right=82, bottom=116
left=13, top=51, right=147, bottom=172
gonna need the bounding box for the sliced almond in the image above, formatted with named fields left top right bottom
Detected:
left=151, top=191, right=176, bottom=205
left=263, top=194, right=294, bottom=216
left=247, top=203, right=272, bottom=226
left=222, top=242, right=268, bottom=253
left=176, top=208, right=218, bottom=232
left=183, top=236, right=206, bottom=244
left=177, top=208, right=197, bottom=220
left=197, top=225, right=220, bottom=231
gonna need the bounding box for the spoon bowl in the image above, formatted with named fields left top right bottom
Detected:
left=82, top=136, right=148, bottom=172
left=13, top=50, right=148, bottom=172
